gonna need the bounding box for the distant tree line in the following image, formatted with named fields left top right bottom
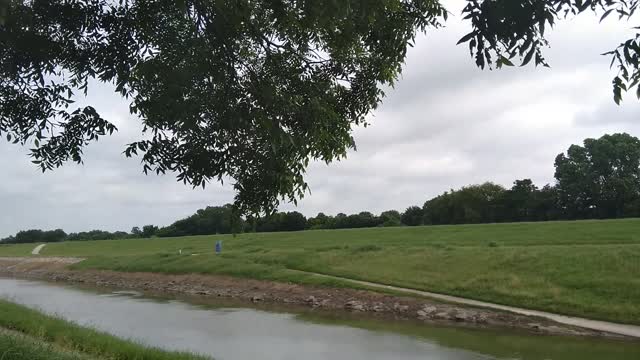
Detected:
left=0, top=229, right=68, bottom=244
left=2, top=133, right=639, bottom=243
left=1, top=228, right=143, bottom=244
left=155, top=205, right=240, bottom=237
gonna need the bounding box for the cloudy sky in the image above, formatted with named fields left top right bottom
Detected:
left=2, top=0, right=640, bottom=237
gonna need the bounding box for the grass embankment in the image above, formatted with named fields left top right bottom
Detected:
left=0, top=243, right=38, bottom=257
left=2, top=218, right=640, bottom=324
left=0, top=299, right=208, bottom=360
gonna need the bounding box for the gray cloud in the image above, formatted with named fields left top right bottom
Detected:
left=2, top=1, right=640, bottom=236
left=575, top=101, right=640, bottom=126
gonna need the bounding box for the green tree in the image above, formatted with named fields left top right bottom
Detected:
left=555, top=133, right=640, bottom=218
left=343, top=211, right=378, bottom=228
left=333, top=213, right=349, bottom=229
left=0, top=235, right=15, bottom=243
left=41, top=229, right=67, bottom=243
left=380, top=210, right=402, bottom=227
left=157, top=204, right=241, bottom=237
left=141, top=225, right=158, bottom=238
left=130, top=227, right=142, bottom=237
left=401, top=206, right=424, bottom=226
left=2, top=228, right=68, bottom=243
left=423, top=183, right=506, bottom=225
left=14, top=229, right=43, bottom=243
left=307, top=212, right=331, bottom=229
left=280, top=211, right=308, bottom=231
left=502, top=179, right=538, bottom=222
left=532, top=184, right=562, bottom=221
left=255, top=211, right=307, bottom=232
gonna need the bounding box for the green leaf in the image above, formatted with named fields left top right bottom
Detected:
left=613, top=77, right=623, bottom=105
left=457, top=31, right=476, bottom=45
left=522, top=47, right=535, bottom=66
left=499, top=56, right=515, bottom=67
left=577, top=0, right=592, bottom=12
left=600, top=9, right=614, bottom=22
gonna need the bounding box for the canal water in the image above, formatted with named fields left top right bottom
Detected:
left=0, top=278, right=638, bottom=360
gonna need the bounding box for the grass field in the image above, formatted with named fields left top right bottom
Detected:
left=0, top=299, right=208, bottom=360
left=0, top=243, right=39, bottom=256
left=1, top=219, right=639, bottom=325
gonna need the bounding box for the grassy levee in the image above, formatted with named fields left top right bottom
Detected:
left=0, top=299, right=209, bottom=360
left=0, top=243, right=41, bottom=256
left=2, top=218, right=640, bottom=324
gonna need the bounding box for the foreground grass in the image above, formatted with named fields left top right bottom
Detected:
left=0, top=299, right=209, bottom=360
left=2, top=218, right=640, bottom=324
left=0, top=331, right=92, bottom=360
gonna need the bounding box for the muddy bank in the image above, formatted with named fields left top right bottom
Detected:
left=0, top=257, right=625, bottom=339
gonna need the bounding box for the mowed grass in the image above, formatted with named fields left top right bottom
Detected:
left=0, top=243, right=39, bottom=256
left=2, top=219, right=640, bottom=324
left=0, top=299, right=209, bottom=360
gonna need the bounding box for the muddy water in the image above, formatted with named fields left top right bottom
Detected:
left=0, top=278, right=638, bottom=360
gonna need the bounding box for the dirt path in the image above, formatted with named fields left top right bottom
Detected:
left=293, top=270, right=640, bottom=338
left=31, top=244, right=46, bottom=255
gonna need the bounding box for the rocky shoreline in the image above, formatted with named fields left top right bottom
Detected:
left=0, top=257, right=626, bottom=339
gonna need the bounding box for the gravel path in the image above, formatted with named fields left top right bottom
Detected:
left=31, top=244, right=46, bottom=255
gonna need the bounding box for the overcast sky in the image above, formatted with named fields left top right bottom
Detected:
left=2, top=1, right=640, bottom=237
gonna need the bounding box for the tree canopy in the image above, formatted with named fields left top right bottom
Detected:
left=158, top=204, right=240, bottom=237
left=555, top=133, right=640, bottom=218
left=1, top=0, right=638, bottom=215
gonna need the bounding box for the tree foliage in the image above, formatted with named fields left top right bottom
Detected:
left=0, top=0, right=445, bottom=215
left=253, top=211, right=307, bottom=232
left=141, top=224, right=159, bottom=238
left=157, top=204, right=240, bottom=237
left=401, top=206, right=424, bottom=226
left=0, top=229, right=66, bottom=244
left=555, top=133, right=640, bottom=218
left=423, top=181, right=561, bottom=225
left=66, top=230, right=131, bottom=241
left=380, top=210, right=402, bottom=227
left=423, top=183, right=504, bottom=224
left=459, top=0, right=640, bottom=103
